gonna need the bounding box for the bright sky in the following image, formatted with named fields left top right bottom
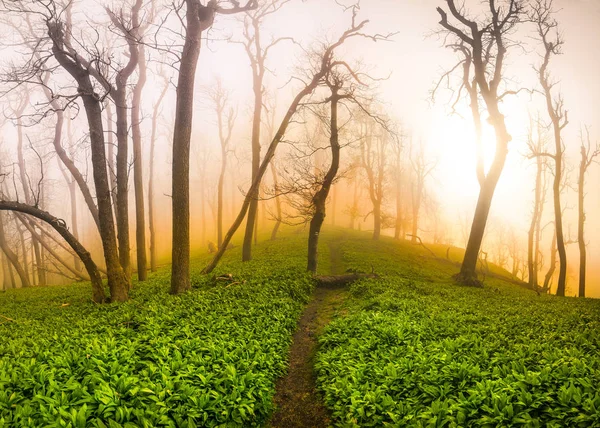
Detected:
left=194, top=0, right=600, bottom=295
left=0, top=0, right=598, bottom=295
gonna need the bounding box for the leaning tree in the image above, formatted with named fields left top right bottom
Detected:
left=436, top=0, right=527, bottom=285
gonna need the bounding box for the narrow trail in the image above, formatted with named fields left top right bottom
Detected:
left=269, top=238, right=348, bottom=428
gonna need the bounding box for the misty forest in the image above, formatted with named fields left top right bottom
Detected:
left=0, top=0, right=599, bottom=426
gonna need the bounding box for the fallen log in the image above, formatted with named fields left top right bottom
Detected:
left=315, top=273, right=379, bottom=288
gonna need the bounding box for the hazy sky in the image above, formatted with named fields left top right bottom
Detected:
left=194, top=0, right=600, bottom=295
left=1, top=0, right=598, bottom=295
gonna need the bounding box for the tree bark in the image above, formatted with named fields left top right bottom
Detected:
left=0, top=201, right=105, bottom=302
left=170, top=0, right=211, bottom=294
left=132, top=41, right=148, bottom=281
left=48, top=19, right=129, bottom=301
left=307, top=88, right=340, bottom=273
left=242, top=13, right=268, bottom=262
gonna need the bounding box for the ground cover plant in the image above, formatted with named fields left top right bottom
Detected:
left=315, top=233, right=600, bottom=427
left=0, top=234, right=315, bottom=427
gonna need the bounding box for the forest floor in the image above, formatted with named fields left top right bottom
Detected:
left=269, top=236, right=349, bottom=427
left=1, top=227, right=600, bottom=427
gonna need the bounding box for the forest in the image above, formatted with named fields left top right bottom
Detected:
left=0, top=0, right=599, bottom=426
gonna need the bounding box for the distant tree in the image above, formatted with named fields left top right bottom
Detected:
left=203, top=7, right=389, bottom=274
left=392, top=131, right=406, bottom=240
left=409, top=140, right=437, bottom=244
left=359, top=114, right=389, bottom=241
left=436, top=0, right=526, bottom=286
left=577, top=127, right=599, bottom=297
left=531, top=0, right=569, bottom=296
left=205, top=79, right=237, bottom=249
left=0, top=211, right=30, bottom=288
left=525, top=115, right=549, bottom=290
left=148, top=72, right=170, bottom=273
left=129, top=2, right=156, bottom=282
left=238, top=0, right=292, bottom=261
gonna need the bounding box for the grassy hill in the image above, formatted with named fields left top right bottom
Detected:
left=1, top=227, right=599, bottom=427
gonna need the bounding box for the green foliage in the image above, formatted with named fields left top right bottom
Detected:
left=315, top=235, right=600, bottom=427
left=0, top=236, right=313, bottom=427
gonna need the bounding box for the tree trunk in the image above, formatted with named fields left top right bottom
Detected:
left=1, top=252, right=10, bottom=290
left=105, top=101, right=119, bottom=225
left=270, top=161, right=282, bottom=240
left=394, top=163, right=402, bottom=239
left=48, top=22, right=129, bottom=301
left=132, top=43, right=148, bottom=281
left=0, top=212, right=30, bottom=288
left=373, top=202, right=381, bottom=240
left=148, top=78, right=168, bottom=273
left=15, top=112, right=46, bottom=286
left=242, top=76, right=263, bottom=261
left=578, top=146, right=586, bottom=297
left=113, top=88, right=132, bottom=281
left=458, top=117, right=510, bottom=285
left=15, top=220, right=31, bottom=286
left=527, top=152, right=543, bottom=289
left=68, top=181, right=81, bottom=271
left=0, top=201, right=106, bottom=302
left=551, top=127, right=567, bottom=296
left=543, top=229, right=557, bottom=293
left=307, top=88, right=340, bottom=273
left=217, top=144, right=226, bottom=248
left=43, top=78, right=101, bottom=229
left=170, top=0, right=210, bottom=294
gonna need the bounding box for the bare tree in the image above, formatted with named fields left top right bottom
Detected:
left=436, top=0, right=526, bottom=286
left=148, top=72, right=170, bottom=273
left=409, top=139, right=437, bottom=244
left=392, top=130, right=405, bottom=240
left=525, top=115, right=549, bottom=289
left=531, top=0, right=569, bottom=296
left=238, top=0, right=292, bottom=261
left=129, top=1, right=156, bottom=282
left=169, top=0, right=257, bottom=294
left=577, top=127, right=599, bottom=297
left=206, top=79, right=236, bottom=248
left=359, top=113, right=389, bottom=241
left=203, top=7, right=389, bottom=274
left=44, top=6, right=130, bottom=301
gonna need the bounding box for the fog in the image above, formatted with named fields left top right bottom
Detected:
left=0, top=0, right=598, bottom=297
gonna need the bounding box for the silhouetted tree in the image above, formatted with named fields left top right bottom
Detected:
left=436, top=0, right=526, bottom=286
left=577, top=127, right=599, bottom=297
left=531, top=0, right=569, bottom=296
left=203, top=7, right=389, bottom=274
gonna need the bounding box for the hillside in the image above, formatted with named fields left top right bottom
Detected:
left=1, top=228, right=599, bottom=427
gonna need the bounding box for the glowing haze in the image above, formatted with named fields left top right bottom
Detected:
left=0, top=0, right=598, bottom=296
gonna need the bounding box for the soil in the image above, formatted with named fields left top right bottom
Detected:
left=268, top=239, right=348, bottom=428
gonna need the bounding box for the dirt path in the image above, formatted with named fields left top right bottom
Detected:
left=269, top=239, right=347, bottom=427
